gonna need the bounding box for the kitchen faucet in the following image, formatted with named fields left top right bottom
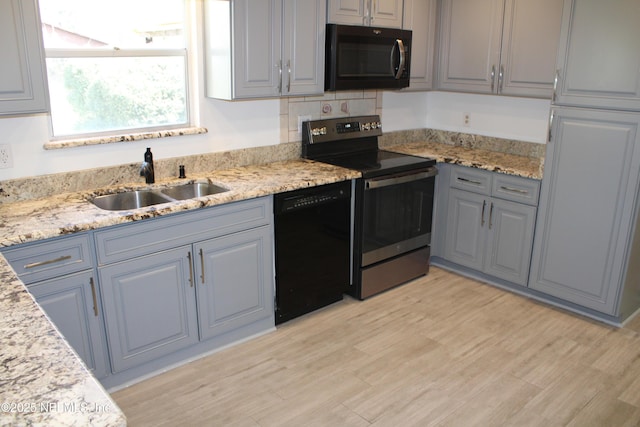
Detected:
left=140, top=147, right=155, bottom=184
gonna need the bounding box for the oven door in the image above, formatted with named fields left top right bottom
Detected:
left=361, top=167, right=437, bottom=267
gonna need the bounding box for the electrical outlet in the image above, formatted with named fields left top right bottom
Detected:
left=463, top=112, right=471, bottom=127
left=297, top=115, right=312, bottom=133
left=0, top=144, right=13, bottom=169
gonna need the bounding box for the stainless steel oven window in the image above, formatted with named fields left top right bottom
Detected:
left=361, top=168, right=436, bottom=267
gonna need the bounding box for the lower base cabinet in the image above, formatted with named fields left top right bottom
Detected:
left=99, top=246, right=199, bottom=373
left=28, top=271, right=110, bottom=379
left=196, top=226, right=273, bottom=341
left=445, top=188, right=536, bottom=286
left=94, top=196, right=275, bottom=377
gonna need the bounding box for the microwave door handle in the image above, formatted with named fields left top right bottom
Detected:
left=391, top=39, right=406, bottom=80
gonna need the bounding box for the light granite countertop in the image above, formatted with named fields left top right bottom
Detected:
left=386, top=140, right=544, bottom=180
left=0, top=143, right=542, bottom=426
left=0, top=159, right=359, bottom=427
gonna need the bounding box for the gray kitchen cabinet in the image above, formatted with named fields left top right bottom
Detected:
left=328, top=0, right=404, bottom=28
left=98, top=246, right=199, bottom=373
left=0, top=0, right=49, bottom=115
left=195, top=226, right=273, bottom=341
left=94, top=197, right=274, bottom=375
left=436, top=0, right=563, bottom=98
left=443, top=166, right=539, bottom=286
left=1, top=234, right=109, bottom=379
left=529, top=108, right=640, bottom=316
left=28, top=271, right=110, bottom=379
left=204, top=0, right=326, bottom=99
left=553, top=0, right=640, bottom=111
left=402, top=0, right=436, bottom=91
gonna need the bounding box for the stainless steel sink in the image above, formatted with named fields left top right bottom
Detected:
left=91, top=182, right=229, bottom=210
left=92, top=190, right=174, bottom=211
left=160, top=182, right=228, bottom=200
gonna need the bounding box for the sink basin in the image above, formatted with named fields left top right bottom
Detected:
left=92, top=190, right=173, bottom=211
left=160, top=182, right=228, bottom=200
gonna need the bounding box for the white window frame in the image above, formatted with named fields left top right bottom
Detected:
left=42, top=1, right=194, bottom=142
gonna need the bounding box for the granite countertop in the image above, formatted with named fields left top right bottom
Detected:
left=386, top=140, right=544, bottom=180
left=0, top=143, right=542, bottom=426
left=0, top=159, right=359, bottom=427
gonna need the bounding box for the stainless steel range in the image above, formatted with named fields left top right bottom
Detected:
left=302, top=115, right=437, bottom=299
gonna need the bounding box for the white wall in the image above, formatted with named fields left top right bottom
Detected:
left=425, top=91, right=551, bottom=143
left=0, top=97, right=280, bottom=181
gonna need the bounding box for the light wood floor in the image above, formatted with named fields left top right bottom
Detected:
left=112, top=267, right=640, bottom=426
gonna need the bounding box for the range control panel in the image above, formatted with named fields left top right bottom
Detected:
left=303, top=115, right=383, bottom=142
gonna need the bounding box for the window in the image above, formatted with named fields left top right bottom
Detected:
left=39, top=0, right=189, bottom=138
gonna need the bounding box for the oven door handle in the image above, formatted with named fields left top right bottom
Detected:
left=365, top=167, right=438, bottom=190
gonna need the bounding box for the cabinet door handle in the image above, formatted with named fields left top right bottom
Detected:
left=490, top=65, right=496, bottom=92
left=481, top=200, right=486, bottom=227
left=489, top=202, right=494, bottom=230
left=187, top=252, right=194, bottom=287
left=457, top=176, right=482, bottom=186
left=199, top=248, right=205, bottom=284
left=277, top=60, right=282, bottom=94
left=552, top=69, right=559, bottom=103
left=548, top=111, right=554, bottom=143
left=498, top=65, right=504, bottom=93
left=89, top=277, right=98, bottom=317
left=286, top=60, right=291, bottom=93
left=24, top=255, right=72, bottom=269
left=500, top=186, right=528, bottom=195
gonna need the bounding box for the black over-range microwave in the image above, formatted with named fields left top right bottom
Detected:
left=325, top=24, right=412, bottom=91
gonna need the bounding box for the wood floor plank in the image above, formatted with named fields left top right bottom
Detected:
left=112, top=267, right=640, bottom=426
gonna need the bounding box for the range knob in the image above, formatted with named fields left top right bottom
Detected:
left=362, top=122, right=371, bottom=131
left=376, top=121, right=382, bottom=129
left=370, top=122, right=377, bottom=129
left=320, top=127, right=327, bottom=135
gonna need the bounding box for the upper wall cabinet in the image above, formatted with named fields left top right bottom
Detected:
left=436, top=0, right=563, bottom=98
left=328, top=0, right=403, bottom=28
left=402, top=0, right=437, bottom=91
left=204, top=0, right=326, bottom=99
left=0, top=0, right=49, bottom=115
left=553, top=0, right=640, bottom=111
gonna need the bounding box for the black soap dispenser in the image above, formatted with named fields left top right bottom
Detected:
left=140, top=147, right=155, bottom=184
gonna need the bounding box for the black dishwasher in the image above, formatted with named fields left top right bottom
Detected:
left=274, top=181, right=352, bottom=324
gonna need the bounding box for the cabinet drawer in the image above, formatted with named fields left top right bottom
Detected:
left=2, top=234, right=93, bottom=284
left=450, top=166, right=491, bottom=195
left=94, top=196, right=272, bottom=265
left=492, top=174, right=540, bottom=206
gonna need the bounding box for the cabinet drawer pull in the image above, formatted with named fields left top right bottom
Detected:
left=187, top=252, right=194, bottom=287
left=500, top=186, right=528, bottom=195
left=199, top=248, right=205, bottom=284
left=90, top=277, right=98, bottom=317
left=24, top=255, right=72, bottom=269
left=481, top=200, right=486, bottom=227
left=457, top=176, right=482, bottom=186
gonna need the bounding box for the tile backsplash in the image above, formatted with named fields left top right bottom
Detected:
left=281, top=90, right=382, bottom=143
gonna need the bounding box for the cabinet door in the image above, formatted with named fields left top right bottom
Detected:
left=195, top=226, right=274, bottom=341
left=99, top=247, right=198, bottom=373
left=436, top=0, right=504, bottom=93
left=0, top=0, right=48, bottom=115
left=529, top=108, right=640, bottom=314
left=29, top=271, right=109, bottom=379
left=282, top=0, right=326, bottom=96
left=232, top=0, right=282, bottom=98
left=485, top=199, right=536, bottom=286
left=554, top=0, right=640, bottom=110
left=402, top=0, right=437, bottom=91
left=370, top=0, right=403, bottom=28
left=444, top=189, right=488, bottom=271
left=328, top=0, right=367, bottom=26
left=499, top=0, right=563, bottom=98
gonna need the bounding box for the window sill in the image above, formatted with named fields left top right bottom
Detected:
left=43, top=127, right=208, bottom=150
